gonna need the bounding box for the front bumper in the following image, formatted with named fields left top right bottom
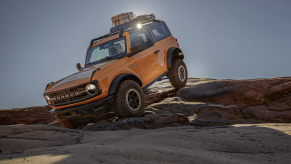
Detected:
left=49, top=95, right=114, bottom=120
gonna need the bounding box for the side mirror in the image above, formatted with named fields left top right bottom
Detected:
left=76, top=63, right=83, bottom=70
left=127, top=43, right=143, bottom=57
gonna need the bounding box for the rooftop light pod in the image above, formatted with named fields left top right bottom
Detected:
left=110, top=13, right=156, bottom=33
left=137, top=23, right=142, bottom=29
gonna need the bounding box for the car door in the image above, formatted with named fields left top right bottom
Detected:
left=130, top=30, right=165, bottom=86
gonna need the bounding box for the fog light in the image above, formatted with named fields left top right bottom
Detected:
left=86, top=84, right=97, bottom=94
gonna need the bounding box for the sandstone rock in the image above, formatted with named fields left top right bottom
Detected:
left=243, top=105, right=291, bottom=122
left=0, top=106, right=63, bottom=127
left=190, top=118, right=232, bottom=126
left=175, top=77, right=291, bottom=123
left=177, top=77, right=291, bottom=108
left=0, top=124, right=82, bottom=154
left=1, top=77, right=291, bottom=163
left=1, top=123, right=291, bottom=164
left=83, top=114, right=189, bottom=131
left=145, top=96, right=245, bottom=125
left=1, top=77, right=291, bottom=130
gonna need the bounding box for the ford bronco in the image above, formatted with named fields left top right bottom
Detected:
left=44, top=14, right=187, bottom=128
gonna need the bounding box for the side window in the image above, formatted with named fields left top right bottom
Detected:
left=130, top=30, right=154, bottom=50
left=150, top=24, right=171, bottom=42
left=114, top=40, right=126, bottom=53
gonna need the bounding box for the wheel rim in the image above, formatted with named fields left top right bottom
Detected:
left=126, top=89, right=141, bottom=111
left=178, top=65, right=186, bottom=81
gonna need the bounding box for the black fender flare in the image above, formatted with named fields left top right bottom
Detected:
left=108, top=73, right=143, bottom=95
left=166, top=47, right=184, bottom=69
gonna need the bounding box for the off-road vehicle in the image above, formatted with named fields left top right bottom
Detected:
left=44, top=14, right=187, bottom=128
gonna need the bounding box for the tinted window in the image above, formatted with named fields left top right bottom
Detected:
left=150, top=24, right=171, bottom=42
left=130, top=30, right=154, bottom=50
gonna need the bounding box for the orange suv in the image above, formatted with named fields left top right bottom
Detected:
left=44, top=15, right=187, bottom=128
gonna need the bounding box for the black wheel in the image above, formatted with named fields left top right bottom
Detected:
left=60, top=116, right=94, bottom=129
left=112, top=80, right=145, bottom=118
left=168, top=59, right=188, bottom=89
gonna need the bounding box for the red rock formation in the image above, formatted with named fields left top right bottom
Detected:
left=0, top=106, right=63, bottom=127
left=178, top=77, right=291, bottom=108
left=1, top=77, right=290, bottom=129
left=176, top=77, right=291, bottom=123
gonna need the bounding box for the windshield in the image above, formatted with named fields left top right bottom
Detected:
left=86, top=36, right=127, bottom=66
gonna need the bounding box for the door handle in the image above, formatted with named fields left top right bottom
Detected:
left=154, top=50, right=160, bottom=54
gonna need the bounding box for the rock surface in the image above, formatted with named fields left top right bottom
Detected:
left=0, top=106, right=62, bottom=127
left=0, top=123, right=290, bottom=164
left=0, top=124, right=82, bottom=154
left=176, top=77, right=291, bottom=124
left=86, top=77, right=291, bottom=130
left=1, top=77, right=291, bottom=130
left=1, top=77, right=291, bottom=163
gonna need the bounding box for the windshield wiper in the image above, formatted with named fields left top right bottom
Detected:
left=86, top=56, right=113, bottom=67
left=98, top=56, right=113, bottom=61
left=85, top=61, right=96, bottom=66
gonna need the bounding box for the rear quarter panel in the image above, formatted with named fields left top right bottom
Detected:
left=155, top=36, right=178, bottom=69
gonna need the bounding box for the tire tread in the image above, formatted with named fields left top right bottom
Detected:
left=168, top=59, right=187, bottom=89
left=112, top=80, right=144, bottom=118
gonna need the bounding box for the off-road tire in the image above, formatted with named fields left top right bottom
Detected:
left=112, top=80, right=145, bottom=118
left=168, top=59, right=188, bottom=89
left=60, top=116, right=94, bottom=129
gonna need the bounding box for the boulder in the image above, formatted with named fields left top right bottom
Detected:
left=0, top=124, right=82, bottom=153
left=83, top=114, right=189, bottom=131
left=177, top=77, right=291, bottom=108
left=0, top=106, right=63, bottom=127
left=1, top=77, right=291, bottom=130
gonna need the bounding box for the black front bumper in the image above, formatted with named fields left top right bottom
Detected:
left=49, top=95, right=114, bottom=120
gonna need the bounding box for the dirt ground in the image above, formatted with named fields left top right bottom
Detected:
left=0, top=123, right=290, bottom=164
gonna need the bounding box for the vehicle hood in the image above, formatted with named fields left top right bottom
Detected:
left=45, top=60, right=116, bottom=93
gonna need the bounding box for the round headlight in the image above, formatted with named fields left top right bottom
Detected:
left=45, top=95, right=51, bottom=105
left=86, top=84, right=97, bottom=94
left=45, top=95, right=50, bottom=101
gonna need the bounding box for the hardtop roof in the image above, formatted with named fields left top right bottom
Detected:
left=89, top=19, right=164, bottom=48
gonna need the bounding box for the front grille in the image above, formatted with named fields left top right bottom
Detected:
left=49, top=85, right=84, bottom=97
left=49, top=95, right=114, bottom=120
left=45, top=81, right=102, bottom=106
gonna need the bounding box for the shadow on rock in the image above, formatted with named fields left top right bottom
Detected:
left=83, top=113, right=189, bottom=131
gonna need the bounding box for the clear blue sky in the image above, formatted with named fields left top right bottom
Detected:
left=0, top=0, right=290, bottom=109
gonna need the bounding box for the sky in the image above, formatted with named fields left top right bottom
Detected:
left=0, top=0, right=291, bottom=109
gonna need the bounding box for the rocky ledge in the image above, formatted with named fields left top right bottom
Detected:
left=1, top=77, right=291, bottom=130
left=0, top=106, right=63, bottom=127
